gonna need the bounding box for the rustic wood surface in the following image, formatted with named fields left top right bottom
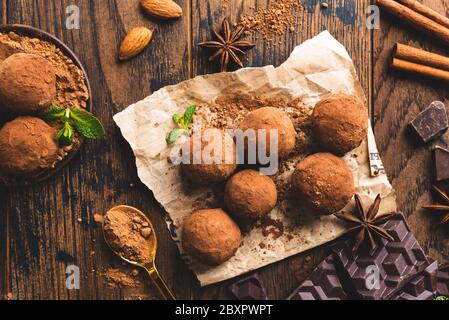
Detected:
left=0, top=0, right=446, bottom=300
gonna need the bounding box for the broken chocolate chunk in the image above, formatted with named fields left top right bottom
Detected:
left=229, top=274, right=268, bottom=300
left=332, top=213, right=431, bottom=300
left=410, top=101, right=448, bottom=144
left=287, top=255, right=347, bottom=300
left=434, top=146, right=449, bottom=181
left=389, top=260, right=438, bottom=300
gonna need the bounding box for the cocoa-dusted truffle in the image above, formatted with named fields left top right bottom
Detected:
left=238, top=107, right=296, bottom=160
left=182, top=128, right=237, bottom=184
left=0, top=53, right=56, bottom=114
left=182, top=209, right=241, bottom=265
left=0, top=116, right=59, bottom=175
left=291, top=152, right=355, bottom=216
left=312, top=93, right=368, bottom=154
left=225, top=169, right=277, bottom=220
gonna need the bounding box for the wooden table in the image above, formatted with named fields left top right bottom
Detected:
left=0, top=0, right=448, bottom=300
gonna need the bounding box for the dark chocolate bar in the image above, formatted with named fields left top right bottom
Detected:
left=229, top=274, right=268, bottom=300
left=434, top=146, right=449, bottom=182
left=437, top=265, right=449, bottom=297
left=332, top=213, right=431, bottom=300
left=389, top=260, right=438, bottom=300
left=287, top=255, right=347, bottom=300
left=410, top=101, right=448, bottom=144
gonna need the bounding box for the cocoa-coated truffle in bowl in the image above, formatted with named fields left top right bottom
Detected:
left=312, top=93, right=368, bottom=154
left=238, top=107, right=296, bottom=161
left=291, top=152, right=355, bottom=216
left=225, top=169, right=277, bottom=220
left=0, top=116, right=59, bottom=175
left=182, top=209, right=241, bottom=265
left=0, top=53, right=56, bottom=114
left=182, top=128, right=237, bottom=184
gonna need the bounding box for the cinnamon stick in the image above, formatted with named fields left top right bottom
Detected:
left=376, top=0, right=449, bottom=46
left=391, top=57, right=449, bottom=82
left=395, top=43, right=449, bottom=72
left=396, top=0, right=449, bottom=29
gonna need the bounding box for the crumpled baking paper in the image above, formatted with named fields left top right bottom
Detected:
left=113, top=31, right=396, bottom=286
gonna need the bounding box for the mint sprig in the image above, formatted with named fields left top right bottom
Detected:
left=43, top=106, right=105, bottom=146
left=167, top=105, right=197, bottom=145
left=435, top=296, right=449, bottom=300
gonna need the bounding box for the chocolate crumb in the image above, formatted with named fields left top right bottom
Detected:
left=261, top=217, right=285, bottom=239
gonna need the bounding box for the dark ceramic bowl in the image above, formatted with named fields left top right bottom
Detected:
left=0, top=24, right=93, bottom=187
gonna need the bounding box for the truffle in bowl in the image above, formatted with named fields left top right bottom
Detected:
left=0, top=116, right=60, bottom=175
left=0, top=53, right=56, bottom=114
left=182, top=209, right=241, bottom=265
left=291, top=152, right=355, bottom=216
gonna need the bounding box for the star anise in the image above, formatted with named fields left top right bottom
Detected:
left=423, top=185, right=449, bottom=225
left=335, top=194, right=395, bottom=252
left=198, top=18, right=255, bottom=72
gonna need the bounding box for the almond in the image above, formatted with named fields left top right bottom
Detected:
left=118, top=27, right=153, bottom=61
left=140, top=0, right=183, bottom=20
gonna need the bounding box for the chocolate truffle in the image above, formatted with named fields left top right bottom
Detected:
left=182, top=209, right=241, bottom=265
left=312, top=93, right=368, bottom=154
left=0, top=116, right=59, bottom=175
left=225, top=169, right=277, bottom=220
left=0, top=53, right=56, bottom=114
left=238, top=107, right=296, bottom=160
left=291, top=152, right=355, bottom=216
left=182, top=129, right=237, bottom=184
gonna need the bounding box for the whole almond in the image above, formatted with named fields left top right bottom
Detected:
left=119, top=27, right=153, bottom=61
left=140, top=0, right=183, bottom=20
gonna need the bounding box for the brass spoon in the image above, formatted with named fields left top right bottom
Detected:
left=103, top=205, right=176, bottom=300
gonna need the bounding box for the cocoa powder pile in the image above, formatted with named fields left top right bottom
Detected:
left=239, top=1, right=302, bottom=43
left=103, top=209, right=154, bottom=263
left=0, top=31, right=89, bottom=111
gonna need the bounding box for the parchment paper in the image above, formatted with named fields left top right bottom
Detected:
left=113, top=31, right=396, bottom=286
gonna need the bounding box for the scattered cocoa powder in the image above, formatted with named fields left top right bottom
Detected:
left=239, top=1, right=302, bottom=43
left=103, top=208, right=155, bottom=263
left=104, top=268, right=141, bottom=289
left=261, top=217, right=285, bottom=240
left=0, top=31, right=89, bottom=110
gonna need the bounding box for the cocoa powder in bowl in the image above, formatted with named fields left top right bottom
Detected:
left=103, top=208, right=156, bottom=264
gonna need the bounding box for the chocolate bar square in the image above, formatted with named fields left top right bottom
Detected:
left=228, top=274, right=268, bottom=300
left=287, top=255, right=347, bottom=300
left=332, top=213, right=431, bottom=300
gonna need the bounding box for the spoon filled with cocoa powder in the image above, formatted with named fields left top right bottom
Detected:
left=103, top=205, right=176, bottom=300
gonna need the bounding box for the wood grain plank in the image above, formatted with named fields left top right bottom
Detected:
left=1, top=0, right=191, bottom=300
left=191, top=0, right=371, bottom=300
left=373, top=0, right=449, bottom=265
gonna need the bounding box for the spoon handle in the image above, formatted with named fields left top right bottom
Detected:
left=146, top=266, right=176, bottom=300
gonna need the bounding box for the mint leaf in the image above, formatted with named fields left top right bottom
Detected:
left=167, top=128, right=188, bottom=145
left=44, top=106, right=66, bottom=122
left=69, top=108, right=105, bottom=139
left=173, top=114, right=182, bottom=124
left=56, top=122, right=74, bottom=146
left=435, top=296, right=449, bottom=300
left=182, top=105, right=197, bottom=128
